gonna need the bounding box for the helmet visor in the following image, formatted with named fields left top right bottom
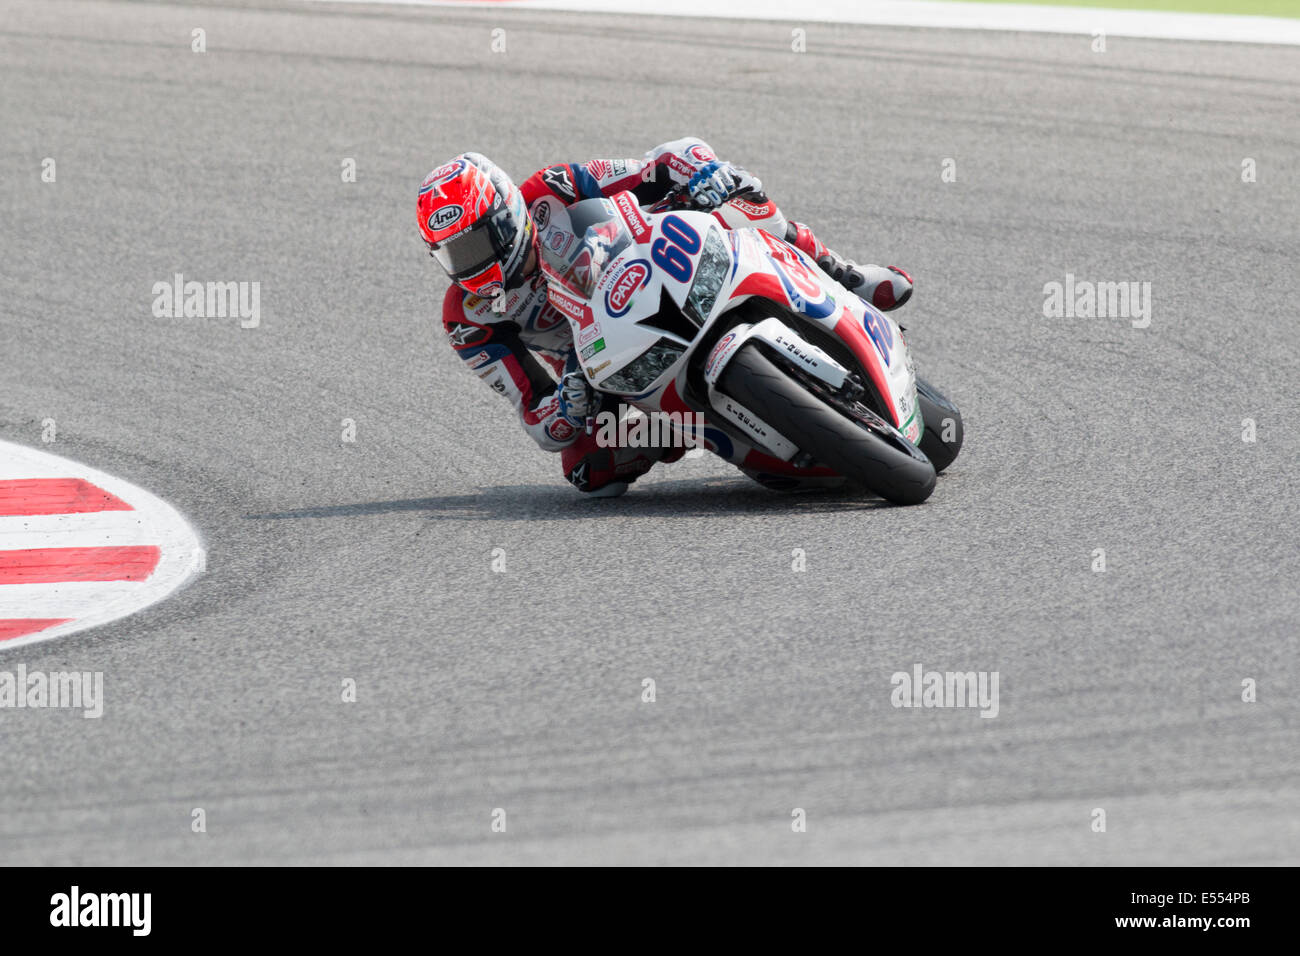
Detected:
left=429, top=205, right=521, bottom=282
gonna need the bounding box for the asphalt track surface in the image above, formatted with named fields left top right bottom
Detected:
left=2, top=0, right=1298, bottom=865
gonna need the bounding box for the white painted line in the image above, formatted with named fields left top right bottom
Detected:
left=0, top=452, right=64, bottom=480
left=0, top=581, right=155, bottom=622
left=0, top=511, right=157, bottom=551
left=0, top=440, right=205, bottom=651
left=306, top=0, right=1300, bottom=46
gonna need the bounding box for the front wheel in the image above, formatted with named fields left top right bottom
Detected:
left=915, top=377, right=963, bottom=473
left=717, top=344, right=936, bottom=505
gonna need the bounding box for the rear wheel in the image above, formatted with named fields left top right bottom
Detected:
left=717, top=344, right=936, bottom=505
left=915, top=377, right=963, bottom=473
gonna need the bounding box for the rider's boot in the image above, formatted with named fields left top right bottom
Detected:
left=561, top=431, right=684, bottom=496
left=784, top=221, right=913, bottom=312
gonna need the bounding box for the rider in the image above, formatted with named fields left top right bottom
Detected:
left=419, top=137, right=913, bottom=496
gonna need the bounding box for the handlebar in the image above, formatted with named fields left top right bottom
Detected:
left=648, top=184, right=696, bottom=214
left=647, top=184, right=767, bottom=215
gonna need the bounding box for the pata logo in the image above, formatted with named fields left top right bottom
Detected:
left=606, top=260, right=650, bottom=316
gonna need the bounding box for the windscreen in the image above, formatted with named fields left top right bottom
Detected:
left=537, top=197, right=635, bottom=300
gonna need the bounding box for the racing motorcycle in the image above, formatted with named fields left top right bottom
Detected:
left=535, top=189, right=963, bottom=504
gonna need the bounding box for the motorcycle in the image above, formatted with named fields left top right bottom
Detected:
left=534, top=189, right=963, bottom=504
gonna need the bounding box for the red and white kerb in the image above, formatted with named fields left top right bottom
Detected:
left=0, top=440, right=204, bottom=650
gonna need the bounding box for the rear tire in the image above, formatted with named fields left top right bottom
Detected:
left=915, top=377, right=963, bottom=473
left=717, top=344, right=936, bottom=505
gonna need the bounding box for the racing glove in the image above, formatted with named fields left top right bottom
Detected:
left=687, top=161, right=763, bottom=209
left=556, top=370, right=596, bottom=428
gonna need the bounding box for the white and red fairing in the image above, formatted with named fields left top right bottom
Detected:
left=539, top=191, right=922, bottom=470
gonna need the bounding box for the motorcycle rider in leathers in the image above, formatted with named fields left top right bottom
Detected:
left=418, top=137, right=913, bottom=496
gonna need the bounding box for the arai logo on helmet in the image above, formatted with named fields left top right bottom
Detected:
left=605, top=259, right=651, bottom=317
left=428, top=204, right=464, bottom=233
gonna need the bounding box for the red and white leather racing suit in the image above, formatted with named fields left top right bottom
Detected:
left=439, top=137, right=910, bottom=493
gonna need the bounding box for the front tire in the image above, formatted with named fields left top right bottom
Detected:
left=915, top=377, right=963, bottom=473
left=717, top=344, right=936, bottom=505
